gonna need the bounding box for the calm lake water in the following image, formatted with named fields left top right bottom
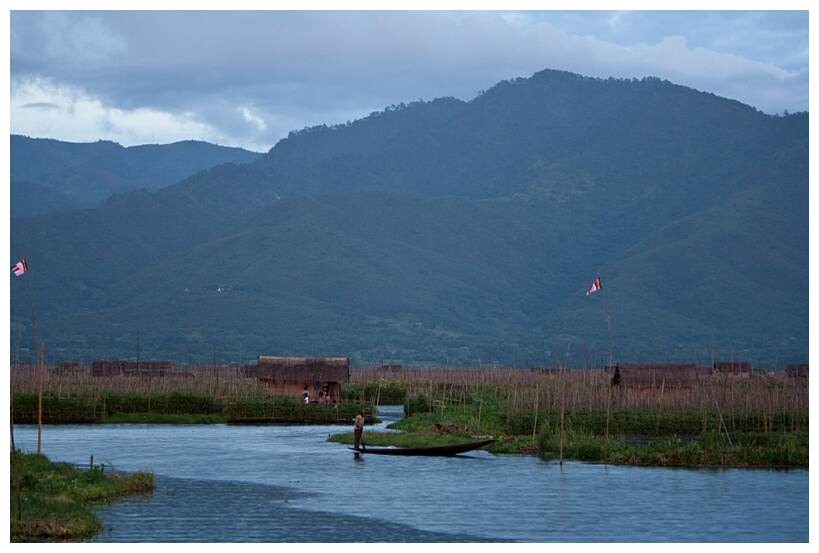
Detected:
left=10, top=406, right=808, bottom=543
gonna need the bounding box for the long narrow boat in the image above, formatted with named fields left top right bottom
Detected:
left=350, top=439, right=495, bottom=456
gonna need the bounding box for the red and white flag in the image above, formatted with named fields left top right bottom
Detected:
left=11, top=259, right=27, bottom=276
left=586, top=277, right=601, bottom=296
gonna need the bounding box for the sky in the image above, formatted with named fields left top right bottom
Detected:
left=6, top=4, right=812, bottom=153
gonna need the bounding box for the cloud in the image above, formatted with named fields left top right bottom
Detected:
left=239, top=106, right=267, bottom=132
left=11, top=76, right=226, bottom=147
left=9, top=10, right=809, bottom=152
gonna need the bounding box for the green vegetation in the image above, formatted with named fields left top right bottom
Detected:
left=10, top=451, right=154, bottom=542
left=10, top=69, right=808, bottom=368
left=104, top=412, right=226, bottom=424
left=10, top=367, right=372, bottom=424
left=11, top=134, right=262, bottom=213
left=336, top=367, right=809, bottom=467
left=532, top=424, right=808, bottom=467
left=341, top=379, right=407, bottom=405
left=333, top=399, right=808, bottom=467
left=11, top=391, right=370, bottom=425
left=10, top=364, right=808, bottom=467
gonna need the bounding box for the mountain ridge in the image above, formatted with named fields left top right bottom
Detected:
left=9, top=69, right=808, bottom=368
left=10, top=135, right=264, bottom=213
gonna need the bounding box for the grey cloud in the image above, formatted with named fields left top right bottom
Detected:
left=20, top=102, right=60, bottom=110
left=9, top=10, right=809, bottom=152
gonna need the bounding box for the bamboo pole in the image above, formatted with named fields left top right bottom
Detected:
left=532, top=383, right=539, bottom=441
left=37, top=341, right=44, bottom=455
left=559, top=372, right=565, bottom=466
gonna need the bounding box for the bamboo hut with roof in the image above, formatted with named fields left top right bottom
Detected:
left=242, top=356, right=349, bottom=403
left=530, top=367, right=563, bottom=376
left=712, top=361, right=751, bottom=376
left=786, top=364, right=809, bottom=378
left=608, top=363, right=703, bottom=389
left=91, top=360, right=173, bottom=377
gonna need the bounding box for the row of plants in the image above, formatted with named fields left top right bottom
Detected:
left=393, top=400, right=810, bottom=438
left=331, top=420, right=809, bottom=467
left=359, top=387, right=809, bottom=467
left=10, top=451, right=155, bottom=542
left=10, top=364, right=808, bottom=466
left=11, top=392, right=372, bottom=425
left=532, top=425, right=808, bottom=467
left=340, top=379, right=407, bottom=405
left=11, top=364, right=808, bottom=423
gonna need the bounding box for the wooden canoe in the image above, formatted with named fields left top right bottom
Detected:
left=350, top=439, right=495, bottom=456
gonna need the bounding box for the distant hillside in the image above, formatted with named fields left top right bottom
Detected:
left=10, top=135, right=264, bottom=212
left=9, top=69, right=808, bottom=369
left=10, top=181, right=83, bottom=217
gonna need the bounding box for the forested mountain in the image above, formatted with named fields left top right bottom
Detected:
left=10, top=135, right=263, bottom=214
left=9, top=69, right=808, bottom=369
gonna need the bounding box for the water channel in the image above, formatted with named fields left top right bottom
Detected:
left=10, top=406, right=809, bottom=542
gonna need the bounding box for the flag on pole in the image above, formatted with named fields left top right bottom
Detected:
left=11, top=259, right=27, bottom=276
left=586, top=277, right=601, bottom=296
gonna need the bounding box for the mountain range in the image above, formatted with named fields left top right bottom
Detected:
left=8, top=69, right=809, bottom=369
left=10, top=135, right=263, bottom=216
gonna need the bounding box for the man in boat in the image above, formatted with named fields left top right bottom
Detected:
left=354, top=410, right=365, bottom=450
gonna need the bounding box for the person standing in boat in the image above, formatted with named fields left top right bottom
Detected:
left=354, top=410, right=366, bottom=450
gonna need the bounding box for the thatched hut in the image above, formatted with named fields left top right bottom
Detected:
left=712, top=361, right=751, bottom=375
left=529, top=367, right=563, bottom=376
left=242, top=356, right=350, bottom=403
left=91, top=360, right=173, bottom=377
left=786, top=364, right=809, bottom=378
left=608, top=363, right=703, bottom=389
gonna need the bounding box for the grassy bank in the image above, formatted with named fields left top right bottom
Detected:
left=10, top=451, right=154, bottom=542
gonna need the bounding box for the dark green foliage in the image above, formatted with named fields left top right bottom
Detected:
left=503, top=413, right=538, bottom=435
left=601, top=431, right=809, bottom=467
left=13, top=393, right=102, bottom=423
left=101, top=393, right=151, bottom=416
left=157, top=392, right=220, bottom=415
left=11, top=393, right=366, bottom=424
left=404, top=393, right=434, bottom=415
left=101, top=392, right=220, bottom=417
left=530, top=410, right=810, bottom=466
left=10, top=70, right=808, bottom=368
left=341, top=380, right=407, bottom=404
left=534, top=423, right=809, bottom=467
left=522, top=408, right=808, bottom=438
left=219, top=397, right=365, bottom=423
left=10, top=451, right=154, bottom=542
left=104, top=412, right=226, bottom=424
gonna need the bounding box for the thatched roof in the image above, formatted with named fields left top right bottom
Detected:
left=610, top=363, right=703, bottom=388
left=786, top=364, right=809, bottom=378
left=529, top=367, right=563, bottom=375
left=91, top=360, right=173, bottom=377
left=242, top=356, right=350, bottom=382
left=712, top=361, right=751, bottom=374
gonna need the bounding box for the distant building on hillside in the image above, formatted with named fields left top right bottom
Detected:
left=241, top=356, right=350, bottom=403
